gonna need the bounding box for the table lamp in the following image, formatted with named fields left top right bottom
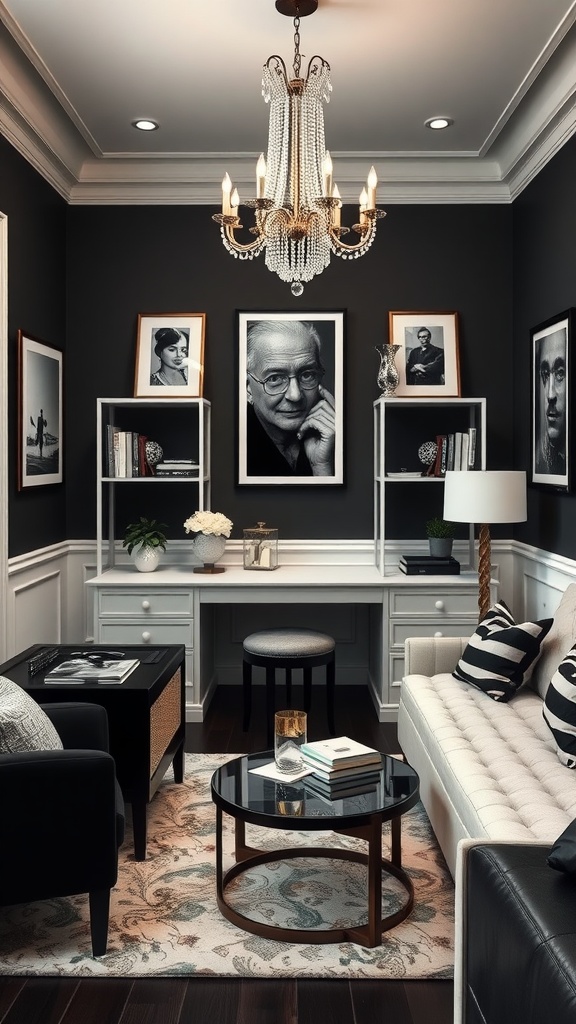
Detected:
left=443, top=470, right=527, bottom=621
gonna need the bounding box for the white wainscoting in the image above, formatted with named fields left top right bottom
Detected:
left=7, top=540, right=576, bottom=717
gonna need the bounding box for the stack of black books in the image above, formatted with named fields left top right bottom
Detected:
left=399, top=555, right=460, bottom=575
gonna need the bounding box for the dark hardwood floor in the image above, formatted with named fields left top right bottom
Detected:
left=0, top=685, right=454, bottom=1024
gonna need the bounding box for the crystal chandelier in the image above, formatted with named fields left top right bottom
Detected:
left=212, top=0, right=385, bottom=296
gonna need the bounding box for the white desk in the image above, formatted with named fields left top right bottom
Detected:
left=88, top=564, right=480, bottom=721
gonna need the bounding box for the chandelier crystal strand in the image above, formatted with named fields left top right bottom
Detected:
left=212, top=2, right=385, bottom=291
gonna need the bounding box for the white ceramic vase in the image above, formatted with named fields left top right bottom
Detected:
left=192, top=533, right=226, bottom=573
left=133, top=545, right=161, bottom=572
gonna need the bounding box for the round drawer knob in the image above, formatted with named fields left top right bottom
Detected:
left=435, top=600, right=445, bottom=611
left=141, top=631, right=151, bottom=642
left=434, top=631, right=443, bottom=638
left=141, top=600, right=151, bottom=611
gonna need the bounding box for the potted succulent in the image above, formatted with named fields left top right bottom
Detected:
left=425, top=516, right=455, bottom=558
left=123, top=517, right=168, bottom=572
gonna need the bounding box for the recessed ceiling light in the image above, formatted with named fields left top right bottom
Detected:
left=132, top=119, right=159, bottom=132
left=425, top=117, right=453, bottom=130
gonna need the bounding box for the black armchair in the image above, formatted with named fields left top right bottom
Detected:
left=0, top=702, right=125, bottom=957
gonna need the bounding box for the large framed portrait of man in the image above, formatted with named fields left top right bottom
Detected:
left=17, top=331, right=63, bottom=489
left=237, top=310, right=345, bottom=486
left=531, top=309, right=573, bottom=492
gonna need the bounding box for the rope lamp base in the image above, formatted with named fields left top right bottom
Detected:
left=478, top=523, right=492, bottom=622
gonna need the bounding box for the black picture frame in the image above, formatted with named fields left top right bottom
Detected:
left=237, top=310, right=345, bottom=486
left=531, top=308, right=573, bottom=492
left=17, top=331, right=63, bottom=490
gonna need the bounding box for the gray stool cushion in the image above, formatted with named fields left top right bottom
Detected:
left=243, top=628, right=335, bottom=659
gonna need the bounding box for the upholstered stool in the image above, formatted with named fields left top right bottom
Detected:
left=242, top=627, right=336, bottom=746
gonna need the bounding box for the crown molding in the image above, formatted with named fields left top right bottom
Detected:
left=1, top=15, right=576, bottom=206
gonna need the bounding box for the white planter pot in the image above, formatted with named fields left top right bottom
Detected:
left=133, top=545, right=161, bottom=572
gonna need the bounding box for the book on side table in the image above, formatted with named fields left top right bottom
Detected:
left=300, top=736, right=382, bottom=770
left=44, top=656, right=140, bottom=684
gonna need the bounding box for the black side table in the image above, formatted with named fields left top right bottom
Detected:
left=0, top=643, right=186, bottom=860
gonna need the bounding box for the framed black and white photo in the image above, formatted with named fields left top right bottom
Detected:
left=531, top=308, right=573, bottom=492
left=18, top=331, right=63, bottom=489
left=388, top=311, right=460, bottom=397
left=134, top=313, right=206, bottom=397
left=237, top=310, right=345, bottom=486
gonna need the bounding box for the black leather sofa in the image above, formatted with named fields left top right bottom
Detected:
left=464, top=843, right=576, bottom=1024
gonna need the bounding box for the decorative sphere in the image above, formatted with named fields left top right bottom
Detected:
left=418, top=441, right=438, bottom=466
left=145, top=440, right=163, bottom=467
left=291, top=280, right=304, bottom=297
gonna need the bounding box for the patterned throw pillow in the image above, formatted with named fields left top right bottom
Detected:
left=543, top=646, right=576, bottom=767
left=0, top=675, right=63, bottom=753
left=453, top=600, right=553, bottom=702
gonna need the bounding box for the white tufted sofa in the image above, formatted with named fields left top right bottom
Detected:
left=398, top=584, right=576, bottom=1023
left=398, top=583, right=576, bottom=879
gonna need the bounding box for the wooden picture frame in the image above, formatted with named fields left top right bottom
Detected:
left=531, top=308, right=573, bottom=491
left=388, top=311, right=461, bottom=397
left=237, top=310, right=345, bottom=485
left=134, top=313, right=205, bottom=397
left=17, top=331, right=63, bottom=489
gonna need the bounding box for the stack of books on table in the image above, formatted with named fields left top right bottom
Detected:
left=44, top=656, right=140, bottom=684
left=301, top=736, right=382, bottom=800
left=399, top=555, right=460, bottom=575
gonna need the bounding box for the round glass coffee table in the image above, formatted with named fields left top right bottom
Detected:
left=211, top=751, right=419, bottom=947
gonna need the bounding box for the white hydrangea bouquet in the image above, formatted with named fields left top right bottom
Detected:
left=183, top=510, right=233, bottom=537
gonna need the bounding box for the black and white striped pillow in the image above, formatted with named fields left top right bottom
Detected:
left=543, top=647, right=576, bottom=767
left=453, top=600, right=553, bottom=702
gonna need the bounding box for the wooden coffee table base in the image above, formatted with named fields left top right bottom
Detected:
left=215, top=811, right=414, bottom=948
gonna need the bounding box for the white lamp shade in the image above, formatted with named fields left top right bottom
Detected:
left=443, top=471, right=527, bottom=524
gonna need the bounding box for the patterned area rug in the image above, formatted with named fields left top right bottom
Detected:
left=0, top=753, right=454, bottom=978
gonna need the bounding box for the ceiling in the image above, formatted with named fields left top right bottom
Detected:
left=1, top=0, right=576, bottom=204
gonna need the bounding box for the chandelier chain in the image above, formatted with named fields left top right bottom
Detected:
left=293, top=17, right=301, bottom=79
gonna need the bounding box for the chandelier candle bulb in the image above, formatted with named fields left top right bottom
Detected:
left=231, top=187, right=240, bottom=216
left=222, top=172, right=232, bottom=215
left=367, top=166, right=378, bottom=209
left=256, top=153, right=267, bottom=198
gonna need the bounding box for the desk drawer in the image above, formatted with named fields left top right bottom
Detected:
left=390, top=620, right=473, bottom=646
left=99, top=589, right=192, bottom=618
left=99, top=621, right=193, bottom=647
left=390, top=587, right=478, bottom=618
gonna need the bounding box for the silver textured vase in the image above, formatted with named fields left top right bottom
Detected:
left=192, top=533, right=226, bottom=574
left=376, top=344, right=401, bottom=397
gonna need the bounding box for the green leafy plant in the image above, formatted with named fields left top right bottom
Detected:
left=425, top=516, right=455, bottom=539
left=123, top=517, right=168, bottom=555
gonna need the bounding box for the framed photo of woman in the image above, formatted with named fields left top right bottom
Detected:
left=134, top=313, right=206, bottom=397
left=17, top=331, right=63, bottom=489
left=388, top=311, right=460, bottom=397
left=531, top=308, right=573, bottom=492
left=237, top=310, right=345, bottom=486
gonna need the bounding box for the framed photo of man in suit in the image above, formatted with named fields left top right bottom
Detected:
left=388, top=311, right=461, bottom=397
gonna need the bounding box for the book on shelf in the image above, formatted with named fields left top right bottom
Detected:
left=300, top=736, right=381, bottom=770
left=44, top=657, right=140, bottom=684
left=155, top=468, right=199, bottom=477
left=453, top=431, right=463, bottom=470
left=432, top=435, right=446, bottom=477
left=468, top=427, right=477, bottom=469
left=446, top=433, right=455, bottom=471
left=159, top=459, right=198, bottom=465
left=460, top=432, right=469, bottom=470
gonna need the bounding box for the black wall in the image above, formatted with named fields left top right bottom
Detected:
left=1, top=136, right=67, bottom=557
left=513, top=133, right=576, bottom=559
left=8, top=123, right=552, bottom=554
left=64, top=202, right=513, bottom=545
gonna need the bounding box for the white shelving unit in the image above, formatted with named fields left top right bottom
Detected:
left=373, top=396, right=487, bottom=575
left=96, top=397, right=211, bottom=575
